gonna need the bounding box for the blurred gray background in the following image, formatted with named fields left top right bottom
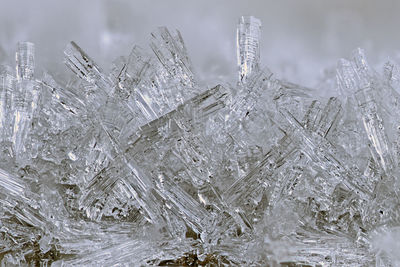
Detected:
left=1, top=0, right=400, bottom=87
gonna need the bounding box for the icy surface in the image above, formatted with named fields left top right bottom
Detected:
left=0, top=16, right=400, bottom=266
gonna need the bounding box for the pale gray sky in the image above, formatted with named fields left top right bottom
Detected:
left=1, top=0, right=399, bottom=86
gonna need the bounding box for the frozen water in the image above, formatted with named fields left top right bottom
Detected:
left=0, top=15, right=400, bottom=266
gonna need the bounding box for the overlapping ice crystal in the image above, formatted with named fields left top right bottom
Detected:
left=1, top=16, right=400, bottom=266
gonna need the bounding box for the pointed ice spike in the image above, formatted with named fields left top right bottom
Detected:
left=353, top=50, right=394, bottom=173
left=64, top=41, right=171, bottom=125
left=126, top=46, right=153, bottom=86
left=16, top=42, right=34, bottom=81
left=125, top=46, right=165, bottom=121
left=64, top=41, right=112, bottom=92
left=351, top=48, right=371, bottom=88
left=110, top=46, right=151, bottom=101
left=11, top=42, right=42, bottom=161
left=237, top=16, right=261, bottom=83
left=301, top=100, right=322, bottom=131
left=144, top=27, right=198, bottom=115
left=41, top=72, right=86, bottom=116
left=355, top=88, right=394, bottom=173
left=384, top=61, right=400, bottom=89
left=336, top=59, right=358, bottom=96
left=337, top=49, right=395, bottom=174
left=150, top=27, right=195, bottom=88
left=0, top=67, right=15, bottom=143
left=11, top=80, right=41, bottom=160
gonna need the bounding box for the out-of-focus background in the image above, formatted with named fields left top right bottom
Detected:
left=1, top=0, right=399, bottom=87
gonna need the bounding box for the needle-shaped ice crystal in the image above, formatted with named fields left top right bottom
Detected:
left=237, top=16, right=261, bottom=83
left=16, top=42, right=34, bottom=81
left=337, top=49, right=395, bottom=175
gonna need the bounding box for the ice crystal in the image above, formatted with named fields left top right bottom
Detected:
left=0, top=16, right=400, bottom=266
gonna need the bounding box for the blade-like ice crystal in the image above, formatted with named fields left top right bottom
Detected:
left=16, top=42, right=35, bottom=81
left=237, top=16, right=261, bottom=82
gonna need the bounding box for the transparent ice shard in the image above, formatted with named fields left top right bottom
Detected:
left=200, top=19, right=316, bottom=234
left=314, top=97, right=342, bottom=139
left=384, top=60, right=400, bottom=108
left=0, top=66, right=15, bottom=143
left=131, top=28, right=197, bottom=120
left=337, top=49, right=395, bottom=174
left=301, top=99, right=322, bottom=131
left=16, top=42, right=34, bottom=81
left=150, top=27, right=195, bottom=89
left=27, top=73, right=87, bottom=165
left=41, top=71, right=86, bottom=117
left=237, top=16, right=261, bottom=82
left=352, top=51, right=394, bottom=174
left=9, top=42, right=42, bottom=161
left=335, top=96, right=369, bottom=160
left=11, top=81, right=41, bottom=158
left=384, top=60, right=400, bottom=87
left=206, top=70, right=280, bottom=187
left=64, top=41, right=111, bottom=92
left=205, top=70, right=276, bottom=184
left=58, top=239, right=156, bottom=266
left=274, top=83, right=316, bottom=119
left=355, top=88, right=394, bottom=173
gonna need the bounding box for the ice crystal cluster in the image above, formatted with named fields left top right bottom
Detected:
left=1, top=15, right=400, bottom=266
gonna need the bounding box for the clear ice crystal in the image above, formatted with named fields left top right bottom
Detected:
left=237, top=16, right=261, bottom=83
left=1, top=15, right=400, bottom=266
left=16, top=42, right=35, bottom=81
